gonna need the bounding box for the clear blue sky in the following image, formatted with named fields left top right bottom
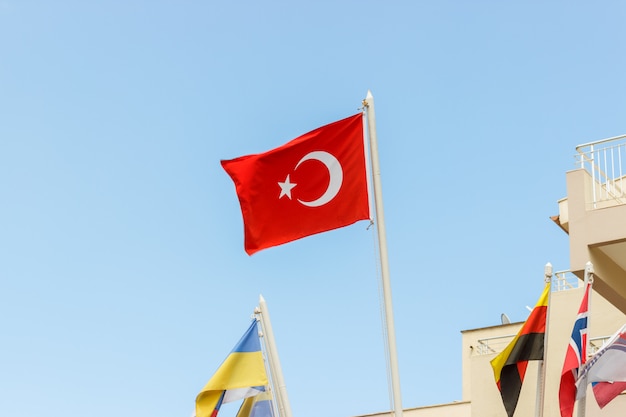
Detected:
left=1, top=2, right=625, bottom=417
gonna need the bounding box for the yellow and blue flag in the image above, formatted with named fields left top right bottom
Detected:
left=236, top=390, right=274, bottom=417
left=196, top=320, right=269, bottom=417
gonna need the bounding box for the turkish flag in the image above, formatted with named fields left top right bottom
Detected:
left=221, top=113, right=370, bottom=255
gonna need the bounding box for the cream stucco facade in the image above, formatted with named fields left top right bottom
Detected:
left=359, top=286, right=626, bottom=417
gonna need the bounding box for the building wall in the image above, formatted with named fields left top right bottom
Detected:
left=360, top=401, right=470, bottom=417
left=543, top=286, right=626, bottom=417
left=464, top=285, right=626, bottom=417
left=358, top=285, right=626, bottom=417
left=564, top=168, right=626, bottom=314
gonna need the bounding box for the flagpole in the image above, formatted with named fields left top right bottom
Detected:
left=255, top=295, right=293, bottom=417
left=363, top=90, right=404, bottom=417
left=536, top=263, right=553, bottom=417
left=577, top=262, right=594, bottom=417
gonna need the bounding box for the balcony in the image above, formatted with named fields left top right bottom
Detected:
left=555, top=134, right=626, bottom=314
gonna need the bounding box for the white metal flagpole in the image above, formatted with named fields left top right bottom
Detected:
left=535, top=262, right=553, bottom=417
left=255, top=295, right=293, bottom=417
left=363, top=90, right=404, bottom=417
left=577, top=262, right=594, bottom=417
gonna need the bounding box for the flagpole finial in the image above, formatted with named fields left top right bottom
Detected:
left=544, top=262, right=553, bottom=283
left=254, top=294, right=265, bottom=315
left=363, top=90, right=374, bottom=108
left=585, top=261, right=594, bottom=284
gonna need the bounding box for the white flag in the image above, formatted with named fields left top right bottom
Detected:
left=576, top=323, right=626, bottom=399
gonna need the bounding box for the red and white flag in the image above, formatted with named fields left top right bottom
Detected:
left=559, top=282, right=590, bottom=417
left=221, top=113, right=370, bottom=255
left=576, top=323, right=626, bottom=408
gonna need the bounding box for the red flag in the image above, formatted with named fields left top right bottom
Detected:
left=559, top=282, right=590, bottom=417
left=221, top=113, right=370, bottom=255
left=593, top=381, right=626, bottom=408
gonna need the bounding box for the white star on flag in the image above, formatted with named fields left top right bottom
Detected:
left=278, top=175, right=297, bottom=199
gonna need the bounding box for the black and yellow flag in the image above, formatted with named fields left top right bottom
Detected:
left=491, top=283, right=549, bottom=417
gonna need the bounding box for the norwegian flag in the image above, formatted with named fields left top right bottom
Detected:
left=559, top=282, right=591, bottom=417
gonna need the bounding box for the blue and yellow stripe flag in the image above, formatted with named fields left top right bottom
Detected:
left=236, top=390, right=274, bottom=417
left=196, top=320, right=269, bottom=417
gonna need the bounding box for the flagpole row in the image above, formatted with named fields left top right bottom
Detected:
left=256, top=295, right=293, bottom=417
left=363, top=91, right=404, bottom=417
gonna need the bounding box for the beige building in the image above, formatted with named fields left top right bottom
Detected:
left=359, top=135, right=626, bottom=417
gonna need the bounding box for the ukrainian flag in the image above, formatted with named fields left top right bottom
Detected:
left=236, top=390, right=274, bottom=417
left=196, top=320, right=269, bottom=417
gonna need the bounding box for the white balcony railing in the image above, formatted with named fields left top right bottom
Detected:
left=576, top=134, right=626, bottom=208
left=475, top=334, right=612, bottom=357
left=552, top=269, right=583, bottom=292
left=475, top=334, right=515, bottom=355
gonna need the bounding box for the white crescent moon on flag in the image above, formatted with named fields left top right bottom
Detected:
left=295, top=151, right=343, bottom=207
